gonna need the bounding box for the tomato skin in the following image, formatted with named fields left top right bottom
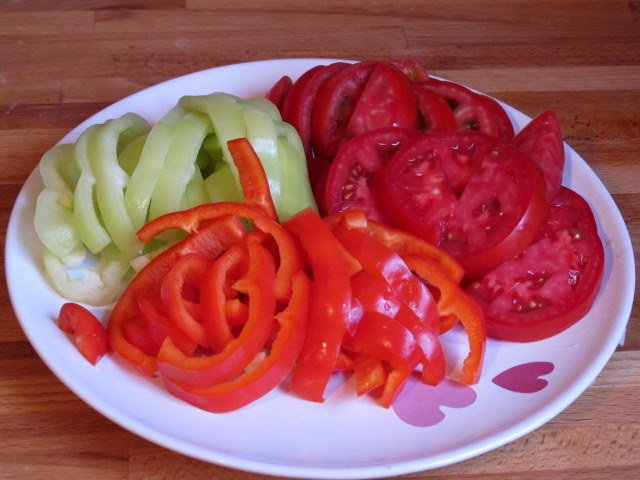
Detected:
left=381, top=130, right=549, bottom=278
left=467, top=187, right=604, bottom=342
left=265, top=75, right=292, bottom=111
left=310, top=62, right=376, bottom=159
left=282, top=62, right=348, bottom=158
left=511, top=110, right=564, bottom=201
left=58, top=302, right=109, bottom=365
left=412, top=83, right=457, bottom=131
left=345, top=62, right=419, bottom=139
left=418, top=78, right=513, bottom=141
left=391, top=58, right=429, bottom=82
left=323, top=127, right=419, bottom=221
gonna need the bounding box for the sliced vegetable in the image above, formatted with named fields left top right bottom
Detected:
left=58, top=302, right=109, bottom=365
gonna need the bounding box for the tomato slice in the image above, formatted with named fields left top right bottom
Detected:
left=282, top=62, right=348, bottom=158
left=323, top=127, right=419, bottom=221
left=418, top=77, right=514, bottom=141
left=412, top=83, right=457, bottom=131
left=466, top=187, right=604, bottom=342
left=265, top=75, right=292, bottom=111
left=345, top=62, right=419, bottom=139
left=391, top=58, right=429, bottom=82
left=511, top=110, right=565, bottom=201
left=380, top=130, right=548, bottom=277
left=310, top=61, right=376, bottom=158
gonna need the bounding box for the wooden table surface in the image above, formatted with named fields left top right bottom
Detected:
left=1, top=1, right=639, bottom=479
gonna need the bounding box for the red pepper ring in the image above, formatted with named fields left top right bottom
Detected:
left=161, top=271, right=310, bottom=413
left=108, top=216, right=247, bottom=376
left=157, top=239, right=277, bottom=388
left=160, top=253, right=211, bottom=347
left=402, top=254, right=486, bottom=384
left=137, top=202, right=302, bottom=302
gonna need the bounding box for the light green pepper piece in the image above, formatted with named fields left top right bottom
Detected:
left=88, top=113, right=150, bottom=256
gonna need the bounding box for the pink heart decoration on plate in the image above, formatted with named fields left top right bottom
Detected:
left=492, top=361, right=555, bottom=393
left=393, top=375, right=477, bottom=427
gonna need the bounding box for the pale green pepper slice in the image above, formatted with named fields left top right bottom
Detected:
left=73, top=125, right=112, bottom=254
left=88, top=113, right=150, bottom=256
left=124, top=106, right=185, bottom=230
left=148, top=111, right=212, bottom=220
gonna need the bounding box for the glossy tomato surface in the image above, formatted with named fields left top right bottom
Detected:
left=466, top=187, right=605, bottom=342
left=418, top=78, right=514, bottom=141
left=511, top=110, right=565, bottom=201
left=345, top=62, right=419, bottom=138
left=380, top=130, right=548, bottom=277
left=324, top=127, right=419, bottom=221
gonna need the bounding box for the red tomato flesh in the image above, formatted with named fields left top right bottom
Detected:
left=511, top=110, right=565, bottom=201
left=466, top=187, right=604, bottom=342
left=380, top=130, right=548, bottom=278
left=345, top=62, right=419, bottom=139
left=323, top=127, right=419, bottom=221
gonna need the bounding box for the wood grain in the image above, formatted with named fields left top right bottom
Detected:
left=0, top=1, right=638, bottom=479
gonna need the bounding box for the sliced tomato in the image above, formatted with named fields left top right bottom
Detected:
left=511, top=110, right=565, bottom=201
left=345, top=62, right=419, bottom=139
left=310, top=61, right=376, bottom=158
left=282, top=62, right=348, bottom=158
left=323, top=127, right=419, bottom=221
left=418, top=77, right=513, bottom=141
left=381, top=130, right=548, bottom=277
left=265, top=75, right=292, bottom=110
left=467, top=187, right=604, bottom=342
left=412, top=83, right=457, bottom=131
left=391, top=58, right=429, bottom=82
left=58, top=302, right=109, bottom=365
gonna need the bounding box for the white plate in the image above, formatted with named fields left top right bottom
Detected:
left=5, top=59, right=635, bottom=479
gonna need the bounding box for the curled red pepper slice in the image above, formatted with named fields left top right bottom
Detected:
left=107, top=216, right=247, bottom=376
left=284, top=208, right=353, bottom=402
left=137, top=202, right=301, bottom=302
left=157, top=239, right=276, bottom=387
left=403, top=254, right=486, bottom=384
left=58, top=302, right=109, bottom=365
left=161, top=271, right=310, bottom=413
left=160, top=253, right=211, bottom=346
left=199, top=242, right=250, bottom=351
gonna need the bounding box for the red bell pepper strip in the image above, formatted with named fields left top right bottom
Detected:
left=284, top=208, right=353, bottom=402
left=199, top=242, right=250, bottom=351
left=107, top=216, right=247, bottom=376
left=324, top=210, right=465, bottom=283
left=157, top=239, right=276, bottom=388
left=138, top=296, right=198, bottom=356
left=332, top=224, right=446, bottom=385
left=160, top=253, right=211, bottom=346
left=352, top=353, right=385, bottom=396
left=137, top=202, right=301, bottom=303
left=342, top=311, right=422, bottom=407
left=227, top=138, right=279, bottom=221
left=403, top=254, right=486, bottom=384
left=161, top=271, right=310, bottom=413
left=58, top=302, right=109, bottom=365
left=123, top=318, right=160, bottom=356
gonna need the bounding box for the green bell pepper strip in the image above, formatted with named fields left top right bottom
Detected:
left=124, top=106, right=185, bottom=231
left=38, top=143, right=78, bottom=206
left=42, top=249, right=131, bottom=306
left=241, top=108, right=282, bottom=214
left=72, top=125, right=112, bottom=255
left=148, top=111, right=212, bottom=221
left=88, top=113, right=150, bottom=256
left=118, top=133, right=147, bottom=177
left=239, top=96, right=282, bottom=122
left=203, top=163, right=243, bottom=203
left=275, top=122, right=318, bottom=220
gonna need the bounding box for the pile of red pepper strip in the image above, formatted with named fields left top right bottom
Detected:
left=104, top=137, right=486, bottom=412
